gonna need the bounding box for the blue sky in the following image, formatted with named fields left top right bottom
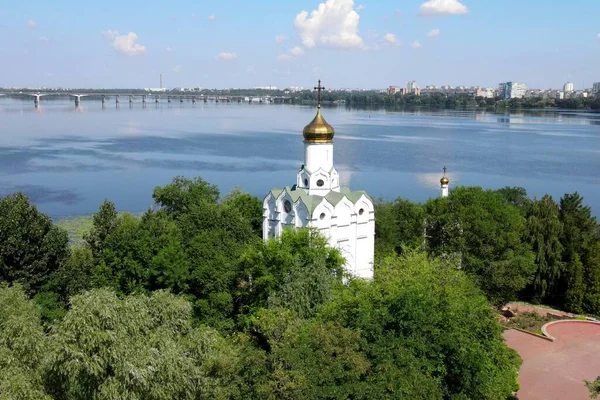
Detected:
left=1, top=0, right=599, bottom=89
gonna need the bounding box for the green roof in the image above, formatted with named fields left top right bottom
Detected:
left=268, top=186, right=371, bottom=216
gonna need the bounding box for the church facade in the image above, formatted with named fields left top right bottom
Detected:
left=262, top=81, right=375, bottom=279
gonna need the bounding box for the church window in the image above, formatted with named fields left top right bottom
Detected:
left=359, top=208, right=364, bottom=216
left=284, top=200, right=292, bottom=213
left=304, top=178, right=308, bottom=186
left=317, top=179, right=325, bottom=187
left=320, top=212, right=326, bottom=220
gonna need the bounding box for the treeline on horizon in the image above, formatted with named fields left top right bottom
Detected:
left=0, top=176, right=598, bottom=399
left=3, top=87, right=600, bottom=111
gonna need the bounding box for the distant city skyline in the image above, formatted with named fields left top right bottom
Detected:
left=1, top=0, right=599, bottom=89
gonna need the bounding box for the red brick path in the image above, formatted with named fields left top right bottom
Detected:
left=504, top=321, right=600, bottom=400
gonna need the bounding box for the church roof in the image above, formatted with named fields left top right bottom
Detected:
left=267, top=186, right=372, bottom=216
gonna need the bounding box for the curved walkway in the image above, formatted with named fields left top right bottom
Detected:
left=504, top=321, right=600, bottom=400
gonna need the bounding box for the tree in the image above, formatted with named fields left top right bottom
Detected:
left=45, top=289, right=255, bottom=400
left=424, top=187, right=535, bottom=306
left=564, top=253, right=585, bottom=313
left=525, top=195, right=564, bottom=303
left=375, top=198, right=424, bottom=260
left=496, top=187, right=531, bottom=215
left=83, top=200, right=118, bottom=261
left=222, top=188, right=263, bottom=238
left=249, top=308, right=369, bottom=400
left=0, top=284, right=50, bottom=399
left=235, top=229, right=344, bottom=320
left=583, top=242, right=600, bottom=315
left=320, top=252, right=522, bottom=399
left=585, top=377, right=600, bottom=399
left=559, top=193, right=598, bottom=310
left=153, top=176, right=219, bottom=217
left=0, top=193, right=69, bottom=294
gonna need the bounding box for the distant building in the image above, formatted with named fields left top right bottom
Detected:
left=407, top=80, right=417, bottom=93
left=593, top=82, right=600, bottom=96
left=387, top=86, right=401, bottom=95
left=476, top=87, right=495, bottom=98
left=498, top=82, right=527, bottom=99
left=563, top=82, right=574, bottom=93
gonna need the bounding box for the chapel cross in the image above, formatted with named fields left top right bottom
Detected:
left=314, top=80, right=325, bottom=108
left=443, top=166, right=447, bottom=175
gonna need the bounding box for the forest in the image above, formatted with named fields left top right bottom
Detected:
left=0, top=176, right=598, bottom=399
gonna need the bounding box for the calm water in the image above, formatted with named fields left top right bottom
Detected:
left=0, top=98, right=599, bottom=219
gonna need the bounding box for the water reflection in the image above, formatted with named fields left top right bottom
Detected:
left=0, top=98, right=598, bottom=218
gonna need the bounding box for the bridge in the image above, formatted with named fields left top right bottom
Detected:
left=0, top=92, right=292, bottom=108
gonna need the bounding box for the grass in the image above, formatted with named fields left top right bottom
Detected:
left=55, top=216, right=93, bottom=244
left=501, top=312, right=565, bottom=334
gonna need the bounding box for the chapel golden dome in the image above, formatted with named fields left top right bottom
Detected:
left=303, top=107, right=335, bottom=143
left=440, top=166, right=449, bottom=185
left=303, top=80, right=334, bottom=143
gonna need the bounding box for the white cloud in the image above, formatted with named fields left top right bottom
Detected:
left=597, top=33, right=600, bottom=41
left=356, top=4, right=365, bottom=11
left=419, top=0, right=468, bottom=16
left=191, top=13, right=197, bottom=19
left=102, top=30, right=119, bottom=40
left=26, top=20, right=37, bottom=28
left=103, top=30, right=146, bottom=56
left=38, top=36, right=50, bottom=42
left=294, top=0, right=364, bottom=49
left=383, top=33, right=400, bottom=46
left=217, top=52, right=237, bottom=60
left=289, top=46, right=305, bottom=56
left=275, top=34, right=289, bottom=44
left=173, top=65, right=181, bottom=73
left=165, top=46, right=173, bottom=52
left=410, top=41, right=422, bottom=48
left=277, top=46, right=305, bottom=61
left=207, top=14, right=216, bottom=20
left=427, top=28, right=440, bottom=37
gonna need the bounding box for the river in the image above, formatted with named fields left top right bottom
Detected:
left=0, top=98, right=599, bottom=218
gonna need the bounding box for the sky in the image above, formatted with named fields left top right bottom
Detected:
left=1, top=0, right=599, bottom=89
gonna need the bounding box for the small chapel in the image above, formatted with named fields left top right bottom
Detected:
left=262, top=81, right=375, bottom=279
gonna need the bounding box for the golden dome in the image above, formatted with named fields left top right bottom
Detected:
left=440, top=176, right=449, bottom=185
left=303, top=107, right=335, bottom=143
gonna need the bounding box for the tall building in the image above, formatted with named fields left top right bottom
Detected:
left=593, top=82, right=600, bottom=95
left=498, top=82, right=527, bottom=99
left=563, top=82, right=574, bottom=93
left=407, top=80, right=417, bottom=93
left=262, top=81, right=375, bottom=279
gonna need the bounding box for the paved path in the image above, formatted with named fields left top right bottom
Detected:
left=504, top=321, right=600, bottom=400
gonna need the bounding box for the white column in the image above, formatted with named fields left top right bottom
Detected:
left=304, top=142, right=333, bottom=172
left=441, top=184, right=449, bottom=198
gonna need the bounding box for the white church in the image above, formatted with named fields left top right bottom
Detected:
left=262, top=81, right=375, bottom=279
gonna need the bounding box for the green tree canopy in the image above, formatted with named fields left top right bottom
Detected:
left=320, top=252, right=522, bottom=399
left=0, top=193, right=69, bottom=294
left=0, top=284, right=50, bottom=400
left=374, top=197, right=425, bottom=260
left=424, top=186, right=535, bottom=305
left=524, top=195, right=564, bottom=303
left=153, top=176, right=220, bottom=216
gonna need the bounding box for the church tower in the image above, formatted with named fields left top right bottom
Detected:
left=262, top=81, right=375, bottom=279
left=297, top=81, right=340, bottom=196
left=440, top=166, right=450, bottom=198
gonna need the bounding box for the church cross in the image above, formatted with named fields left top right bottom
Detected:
left=443, top=166, right=447, bottom=175
left=314, top=80, right=325, bottom=108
